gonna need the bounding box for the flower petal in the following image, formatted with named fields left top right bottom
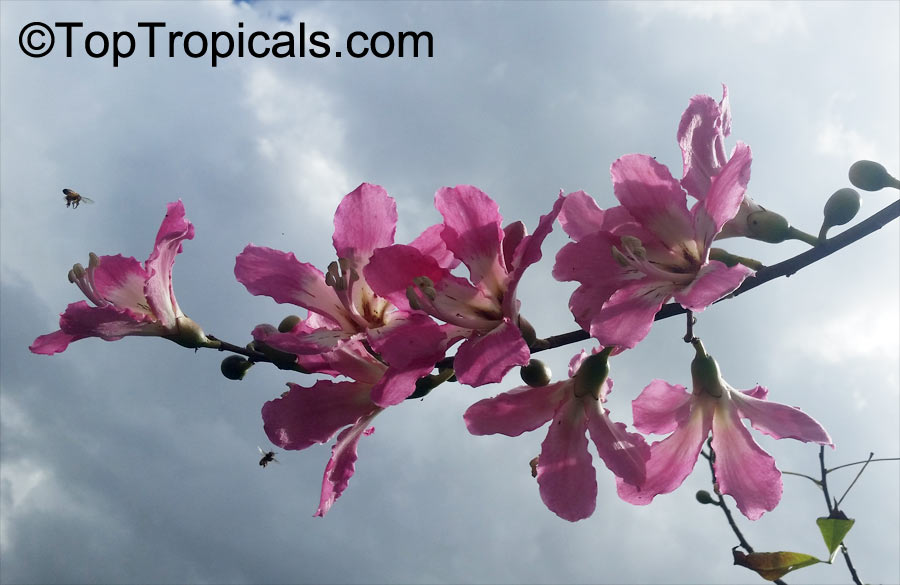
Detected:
left=611, top=155, right=695, bottom=251
left=678, top=87, right=730, bottom=200
left=235, top=244, right=350, bottom=329
left=672, top=260, right=753, bottom=312
left=537, top=397, right=597, bottom=521
left=711, top=399, right=783, bottom=520
left=262, top=380, right=377, bottom=451
left=435, top=185, right=507, bottom=295
left=315, top=410, right=380, bottom=517
left=558, top=191, right=637, bottom=242
left=29, top=329, right=81, bottom=355
left=617, top=399, right=712, bottom=505
left=408, top=224, right=459, bottom=270
left=367, top=313, right=447, bottom=406
left=693, top=142, right=752, bottom=246
left=589, top=281, right=669, bottom=348
left=453, top=318, right=530, bottom=386
left=464, top=381, right=566, bottom=436
left=731, top=388, right=833, bottom=446
left=364, top=244, right=448, bottom=310
left=586, top=397, right=649, bottom=487
left=58, top=301, right=164, bottom=340
left=90, top=254, right=152, bottom=315
left=632, top=379, right=693, bottom=435
left=503, top=193, right=564, bottom=318
left=144, top=201, right=194, bottom=328
left=332, top=183, right=397, bottom=268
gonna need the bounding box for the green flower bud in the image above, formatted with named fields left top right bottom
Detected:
left=695, top=490, right=716, bottom=505
left=278, top=315, right=302, bottom=333
left=849, top=160, right=900, bottom=192
left=520, top=359, right=552, bottom=387
left=220, top=355, right=253, bottom=380
left=820, top=188, right=862, bottom=240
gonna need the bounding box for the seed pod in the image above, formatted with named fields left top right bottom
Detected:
left=221, top=355, right=253, bottom=380
left=849, top=160, right=900, bottom=191
left=278, top=315, right=302, bottom=333
left=520, top=359, right=552, bottom=387
left=695, top=490, right=716, bottom=505
left=823, top=188, right=861, bottom=228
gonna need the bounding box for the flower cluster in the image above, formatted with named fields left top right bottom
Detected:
left=31, top=87, right=833, bottom=522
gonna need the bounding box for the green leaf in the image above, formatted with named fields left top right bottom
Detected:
left=816, top=512, right=855, bottom=561
left=732, top=548, right=823, bottom=581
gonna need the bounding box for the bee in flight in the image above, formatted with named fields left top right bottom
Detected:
left=62, top=188, right=94, bottom=209
left=258, top=446, right=279, bottom=468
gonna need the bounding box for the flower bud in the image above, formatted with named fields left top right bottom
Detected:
left=520, top=359, right=552, bottom=387
left=695, top=490, right=716, bottom=505
left=573, top=350, right=611, bottom=399
left=278, top=315, right=302, bottom=333
left=849, top=160, right=900, bottom=192
left=820, top=188, right=862, bottom=240
left=221, top=355, right=253, bottom=380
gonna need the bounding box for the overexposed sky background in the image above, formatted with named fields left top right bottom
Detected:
left=1, top=1, right=898, bottom=584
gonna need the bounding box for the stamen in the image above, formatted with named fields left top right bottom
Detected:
left=406, top=286, right=422, bottom=310
left=325, top=272, right=336, bottom=287
left=611, top=247, right=630, bottom=267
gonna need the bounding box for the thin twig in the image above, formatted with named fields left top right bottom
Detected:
left=827, top=457, right=899, bottom=474
left=835, top=453, right=874, bottom=509
left=818, top=446, right=863, bottom=585
left=703, top=445, right=788, bottom=585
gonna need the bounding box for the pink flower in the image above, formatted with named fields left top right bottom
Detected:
left=30, top=201, right=209, bottom=355
left=553, top=148, right=755, bottom=349
left=234, top=183, right=450, bottom=406
left=366, top=186, right=565, bottom=386
left=464, top=349, right=649, bottom=522
left=617, top=339, right=832, bottom=520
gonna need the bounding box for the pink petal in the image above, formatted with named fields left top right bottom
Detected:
left=537, top=397, right=597, bottom=521
left=552, top=231, right=625, bottom=285
left=616, top=399, right=713, bottom=505
left=58, top=301, right=164, bottom=340
left=29, top=329, right=81, bottom=355
left=589, top=281, right=669, bottom=348
left=631, top=379, right=693, bottom=435
left=678, top=90, right=729, bottom=200
left=408, top=224, right=459, bottom=270
left=364, top=244, right=448, bottom=310
left=367, top=313, right=447, bottom=406
left=693, top=142, right=752, bottom=246
left=453, top=318, right=530, bottom=386
left=235, top=244, right=350, bottom=330
left=611, top=155, right=695, bottom=251
left=435, top=185, right=507, bottom=295
left=332, top=183, right=397, bottom=268
left=711, top=400, right=782, bottom=520
left=672, top=260, right=753, bottom=312
left=731, top=388, right=833, bottom=446
left=586, top=398, right=649, bottom=488
left=558, top=190, right=607, bottom=241
left=316, top=410, right=380, bottom=517
left=501, top=221, right=526, bottom=273
left=90, top=255, right=152, bottom=314
left=502, top=193, right=564, bottom=318
left=464, top=381, right=566, bottom=436
left=564, top=284, right=618, bottom=338
left=144, top=201, right=193, bottom=328
left=262, top=380, right=377, bottom=451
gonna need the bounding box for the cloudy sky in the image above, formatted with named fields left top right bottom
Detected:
left=1, top=1, right=898, bottom=584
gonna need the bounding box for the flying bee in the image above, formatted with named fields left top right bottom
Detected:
left=62, top=188, right=94, bottom=209
left=258, top=446, right=279, bottom=468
